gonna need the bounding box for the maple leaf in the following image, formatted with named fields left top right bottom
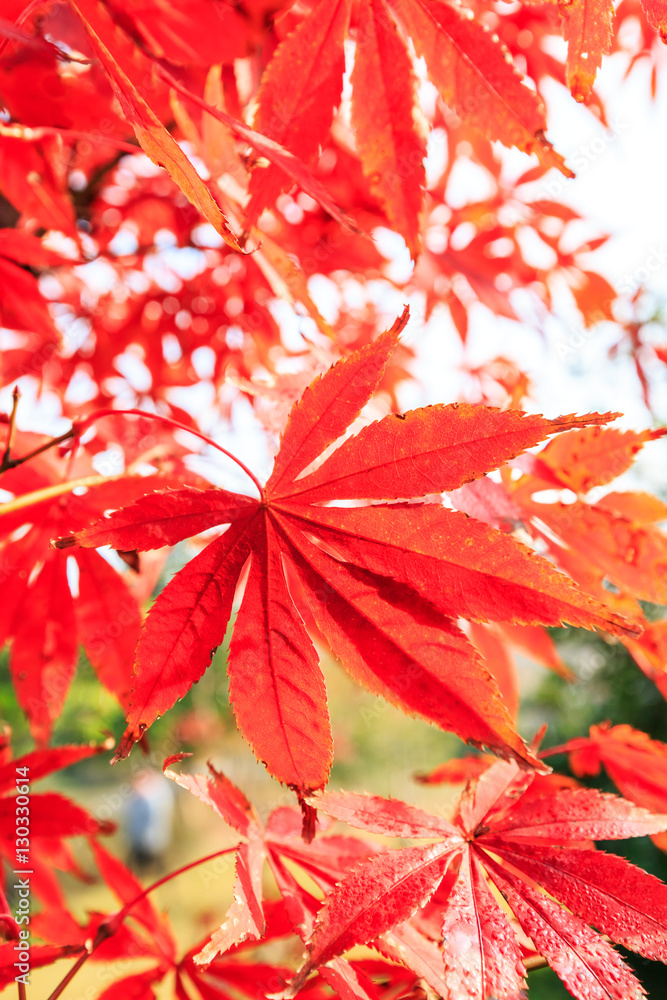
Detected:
left=0, top=450, right=183, bottom=743
left=163, top=758, right=374, bottom=965
left=350, top=0, right=426, bottom=256
left=559, top=0, right=615, bottom=102
left=289, top=758, right=667, bottom=999
left=0, top=730, right=114, bottom=940
left=484, top=427, right=667, bottom=658
left=25, top=818, right=308, bottom=996
left=544, top=721, right=667, bottom=848
left=31, top=838, right=179, bottom=972
left=246, top=0, right=352, bottom=225
left=392, top=0, right=572, bottom=176
left=61, top=310, right=638, bottom=793
left=89, top=838, right=177, bottom=959
left=160, top=768, right=418, bottom=995
left=516, top=491, right=667, bottom=605
left=1, top=0, right=667, bottom=993
left=515, top=424, right=667, bottom=496
left=243, top=0, right=570, bottom=239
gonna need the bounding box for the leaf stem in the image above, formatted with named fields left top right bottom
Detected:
left=17, top=980, right=26, bottom=1000
left=1, top=387, right=20, bottom=472
left=77, top=408, right=264, bottom=497
left=0, top=406, right=264, bottom=498
left=44, top=947, right=91, bottom=1000
left=45, top=844, right=239, bottom=1000
left=537, top=744, right=569, bottom=758
left=524, top=953, right=549, bottom=971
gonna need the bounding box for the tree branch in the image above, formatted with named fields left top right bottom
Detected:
left=45, top=844, right=239, bottom=1000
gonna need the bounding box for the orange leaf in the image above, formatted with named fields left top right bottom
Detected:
left=641, top=0, right=667, bottom=41
left=351, top=0, right=426, bottom=256
left=560, top=0, right=615, bottom=103
left=393, top=0, right=573, bottom=176
left=247, top=0, right=352, bottom=223
left=533, top=424, right=667, bottom=495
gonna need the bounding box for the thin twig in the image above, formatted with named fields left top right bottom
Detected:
left=1, top=386, right=20, bottom=472
left=0, top=406, right=263, bottom=497
left=77, top=407, right=264, bottom=497
left=44, top=946, right=92, bottom=1000
left=45, top=844, right=239, bottom=1000
left=0, top=428, right=75, bottom=475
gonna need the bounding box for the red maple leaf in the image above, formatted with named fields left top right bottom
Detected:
left=544, top=721, right=667, bottom=849
left=163, top=754, right=374, bottom=964
left=61, top=310, right=637, bottom=795
left=290, top=757, right=667, bottom=999
left=0, top=727, right=113, bottom=940
left=0, top=435, right=187, bottom=744
left=246, top=0, right=570, bottom=242
left=505, top=426, right=667, bottom=614
left=165, top=755, right=454, bottom=997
